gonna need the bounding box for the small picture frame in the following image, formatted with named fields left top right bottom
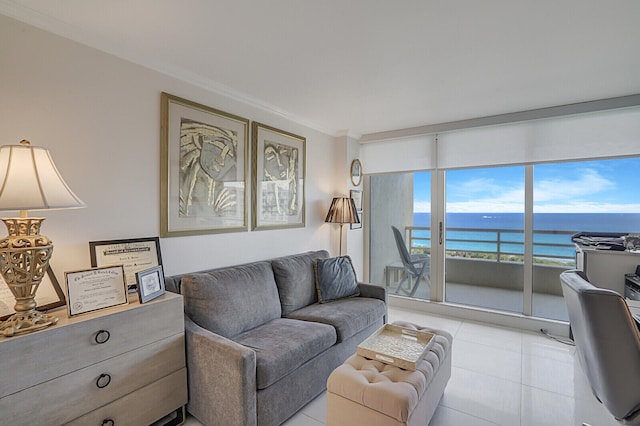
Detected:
left=136, top=266, right=166, bottom=303
left=350, top=211, right=363, bottom=230
left=65, top=266, right=128, bottom=316
left=350, top=189, right=363, bottom=211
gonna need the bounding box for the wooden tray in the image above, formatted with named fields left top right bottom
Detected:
left=357, top=324, right=435, bottom=371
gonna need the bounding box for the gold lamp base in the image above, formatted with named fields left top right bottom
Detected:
left=1, top=310, right=58, bottom=337
left=0, top=216, right=58, bottom=337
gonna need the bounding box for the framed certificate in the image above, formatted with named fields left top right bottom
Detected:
left=0, top=267, right=66, bottom=320
left=65, top=266, right=128, bottom=316
left=89, top=237, right=163, bottom=291
left=136, top=266, right=166, bottom=303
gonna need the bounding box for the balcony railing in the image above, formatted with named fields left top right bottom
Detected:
left=406, top=226, right=577, bottom=264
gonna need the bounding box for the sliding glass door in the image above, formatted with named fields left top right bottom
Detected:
left=364, top=103, right=640, bottom=322
left=443, top=166, right=525, bottom=313
left=368, top=156, right=640, bottom=321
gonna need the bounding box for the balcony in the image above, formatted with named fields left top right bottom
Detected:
left=387, top=226, right=576, bottom=321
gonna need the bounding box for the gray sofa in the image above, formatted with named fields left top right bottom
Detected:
left=165, top=250, right=387, bottom=426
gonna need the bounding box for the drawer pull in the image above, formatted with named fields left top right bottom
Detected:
left=101, top=419, right=115, bottom=426
left=96, top=373, right=112, bottom=389
left=95, top=329, right=111, bottom=344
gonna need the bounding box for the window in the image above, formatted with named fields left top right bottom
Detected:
left=369, top=157, right=640, bottom=321
left=363, top=101, right=640, bottom=323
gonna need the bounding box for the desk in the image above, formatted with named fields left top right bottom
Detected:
left=627, top=299, right=640, bottom=324
left=576, top=244, right=640, bottom=295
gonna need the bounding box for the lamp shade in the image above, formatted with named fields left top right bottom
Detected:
left=324, top=197, right=360, bottom=224
left=0, top=140, right=85, bottom=212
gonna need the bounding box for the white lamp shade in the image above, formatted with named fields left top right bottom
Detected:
left=0, top=142, right=85, bottom=211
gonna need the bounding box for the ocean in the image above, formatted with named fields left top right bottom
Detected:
left=412, top=213, right=640, bottom=258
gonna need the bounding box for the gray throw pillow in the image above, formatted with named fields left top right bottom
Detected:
left=314, top=256, right=360, bottom=303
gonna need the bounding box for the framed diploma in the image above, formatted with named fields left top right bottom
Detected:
left=136, top=266, right=166, bottom=303
left=89, top=237, right=163, bottom=291
left=65, top=266, right=128, bottom=316
left=0, top=268, right=66, bottom=320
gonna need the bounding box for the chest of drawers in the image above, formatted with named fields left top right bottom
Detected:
left=0, top=292, right=187, bottom=425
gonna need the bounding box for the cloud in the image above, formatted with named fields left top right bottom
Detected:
left=418, top=168, right=633, bottom=213
left=414, top=201, right=431, bottom=212
left=534, top=202, right=640, bottom=213
left=445, top=200, right=640, bottom=213
left=534, top=168, right=615, bottom=202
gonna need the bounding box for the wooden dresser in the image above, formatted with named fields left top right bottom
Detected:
left=0, top=292, right=187, bottom=426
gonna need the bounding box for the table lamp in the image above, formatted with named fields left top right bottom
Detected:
left=324, top=196, right=360, bottom=256
left=0, top=140, right=85, bottom=336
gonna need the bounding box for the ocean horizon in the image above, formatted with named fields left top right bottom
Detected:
left=412, top=212, right=640, bottom=258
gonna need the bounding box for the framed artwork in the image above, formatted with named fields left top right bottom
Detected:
left=65, top=266, right=128, bottom=316
left=251, top=122, right=306, bottom=230
left=350, top=189, right=363, bottom=211
left=350, top=211, right=363, bottom=230
left=0, top=268, right=66, bottom=320
left=161, top=92, right=250, bottom=237
left=89, top=237, right=163, bottom=291
left=136, top=266, right=166, bottom=303
left=350, top=159, right=362, bottom=186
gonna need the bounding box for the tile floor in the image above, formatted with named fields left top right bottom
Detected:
left=184, top=305, right=619, bottom=426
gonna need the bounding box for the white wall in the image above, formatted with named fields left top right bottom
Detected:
left=0, top=15, right=340, bottom=278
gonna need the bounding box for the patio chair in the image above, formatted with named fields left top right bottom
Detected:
left=391, top=226, right=430, bottom=297
left=560, top=270, right=640, bottom=425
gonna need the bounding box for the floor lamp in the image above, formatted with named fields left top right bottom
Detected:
left=0, top=140, right=85, bottom=336
left=325, top=196, right=360, bottom=256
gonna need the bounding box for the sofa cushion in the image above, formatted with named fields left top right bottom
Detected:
left=181, top=261, right=282, bottom=339
left=272, top=250, right=329, bottom=316
left=234, top=318, right=337, bottom=389
left=287, top=297, right=386, bottom=342
left=314, top=256, right=360, bottom=303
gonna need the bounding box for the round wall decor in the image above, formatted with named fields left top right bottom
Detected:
left=350, top=159, right=362, bottom=186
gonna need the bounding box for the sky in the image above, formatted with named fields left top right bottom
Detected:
left=414, top=157, right=640, bottom=213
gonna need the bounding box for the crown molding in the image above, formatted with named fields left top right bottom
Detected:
left=334, top=129, right=362, bottom=141
left=0, top=1, right=340, bottom=137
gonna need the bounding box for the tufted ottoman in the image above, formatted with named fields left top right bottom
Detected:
left=326, top=321, right=452, bottom=426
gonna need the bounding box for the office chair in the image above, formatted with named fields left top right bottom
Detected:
left=391, top=226, right=430, bottom=297
left=560, top=270, right=640, bottom=425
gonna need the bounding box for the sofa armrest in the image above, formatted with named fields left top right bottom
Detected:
left=184, top=314, right=258, bottom=426
left=357, top=282, right=388, bottom=323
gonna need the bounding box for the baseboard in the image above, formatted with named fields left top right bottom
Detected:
left=389, top=295, right=570, bottom=337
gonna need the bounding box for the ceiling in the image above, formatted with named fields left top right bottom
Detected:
left=2, top=0, right=639, bottom=138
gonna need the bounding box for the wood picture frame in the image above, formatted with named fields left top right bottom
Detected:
left=136, top=266, right=166, bottom=303
left=161, top=92, right=250, bottom=237
left=89, top=237, right=162, bottom=291
left=0, top=267, right=66, bottom=320
left=251, top=122, right=306, bottom=230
